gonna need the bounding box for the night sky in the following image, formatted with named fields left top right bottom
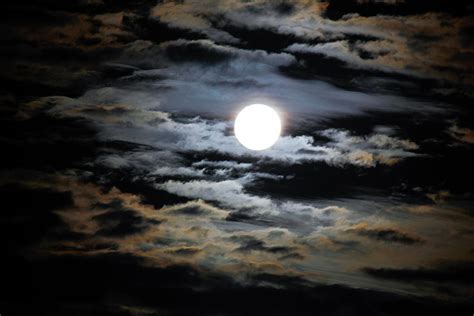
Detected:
left=1, top=1, right=474, bottom=315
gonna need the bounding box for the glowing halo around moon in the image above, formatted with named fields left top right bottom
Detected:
left=234, top=104, right=281, bottom=151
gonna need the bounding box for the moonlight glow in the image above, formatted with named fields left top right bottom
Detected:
left=234, top=104, right=281, bottom=151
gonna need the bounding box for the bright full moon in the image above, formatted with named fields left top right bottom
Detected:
left=234, top=104, right=281, bottom=151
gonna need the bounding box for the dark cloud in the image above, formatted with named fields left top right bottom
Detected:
left=281, top=50, right=382, bottom=84
left=279, top=48, right=446, bottom=96
left=0, top=0, right=157, bottom=16
left=163, top=40, right=234, bottom=64
left=362, top=261, right=474, bottom=285
left=279, top=252, right=305, bottom=261
left=0, top=6, right=76, bottom=27
left=207, top=17, right=309, bottom=53
left=170, top=204, right=214, bottom=216
left=349, top=226, right=423, bottom=245
left=0, top=184, right=79, bottom=254
left=316, top=111, right=474, bottom=195
left=459, top=24, right=474, bottom=48
left=0, top=114, right=102, bottom=171
left=407, top=34, right=443, bottom=53
left=249, top=272, right=311, bottom=288
left=0, top=62, right=101, bottom=98
left=2, top=253, right=472, bottom=316
left=323, top=0, right=474, bottom=20
left=226, top=210, right=257, bottom=222
left=205, top=78, right=268, bottom=88
left=91, top=173, right=190, bottom=209
left=93, top=200, right=161, bottom=237
left=229, top=235, right=292, bottom=254
left=247, top=161, right=366, bottom=200
left=166, top=247, right=202, bottom=256
left=50, top=241, right=119, bottom=252
left=274, top=2, right=296, bottom=16
left=123, top=14, right=205, bottom=44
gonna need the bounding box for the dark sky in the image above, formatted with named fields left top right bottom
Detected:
left=1, top=1, right=474, bottom=315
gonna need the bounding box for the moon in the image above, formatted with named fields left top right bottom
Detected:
left=234, top=104, right=281, bottom=150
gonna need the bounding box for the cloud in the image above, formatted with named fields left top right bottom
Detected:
left=150, top=1, right=240, bottom=44
left=156, top=178, right=273, bottom=213
left=161, top=39, right=296, bottom=67
left=347, top=223, right=423, bottom=245
left=162, top=39, right=236, bottom=63
left=0, top=183, right=77, bottom=254
left=95, top=150, right=183, bottom=171
left=5, top=251, right=470, bottom=315
left=152, top=166, right=205, bottom=178
left=66, top=105, right=419, bottom=168
left=448, top=124, right=474, bottom=144
left=92, top=200, right=161, bottom=237
left=3, top=166, right=474, bottom=302
left=426, top=190, right=451, bottom=204
left=3, top=173, right=309, bottom=282
left=165, top=246, right=203, bottom=256
left=161, top=200, right=229, bottom=219
left=228, top=235, right=293, bottom=254
left=40, top=90, right=421, bottom=168
left=362, top=261, right=474, bottom=284
left=149, top=0, right=328, bottom=41
left=146, top=0, right=474, bottom=85
left=320, top=128, right=419, bottom=167
left=155, top=176, right=350, bottom=237
left=285, top=40, right=413, bottom=75
left=119, top=37, right=297, bottom=71
left=192, top=159, right=253, bottom=170
left=110, top=36, right=445, bottom=120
